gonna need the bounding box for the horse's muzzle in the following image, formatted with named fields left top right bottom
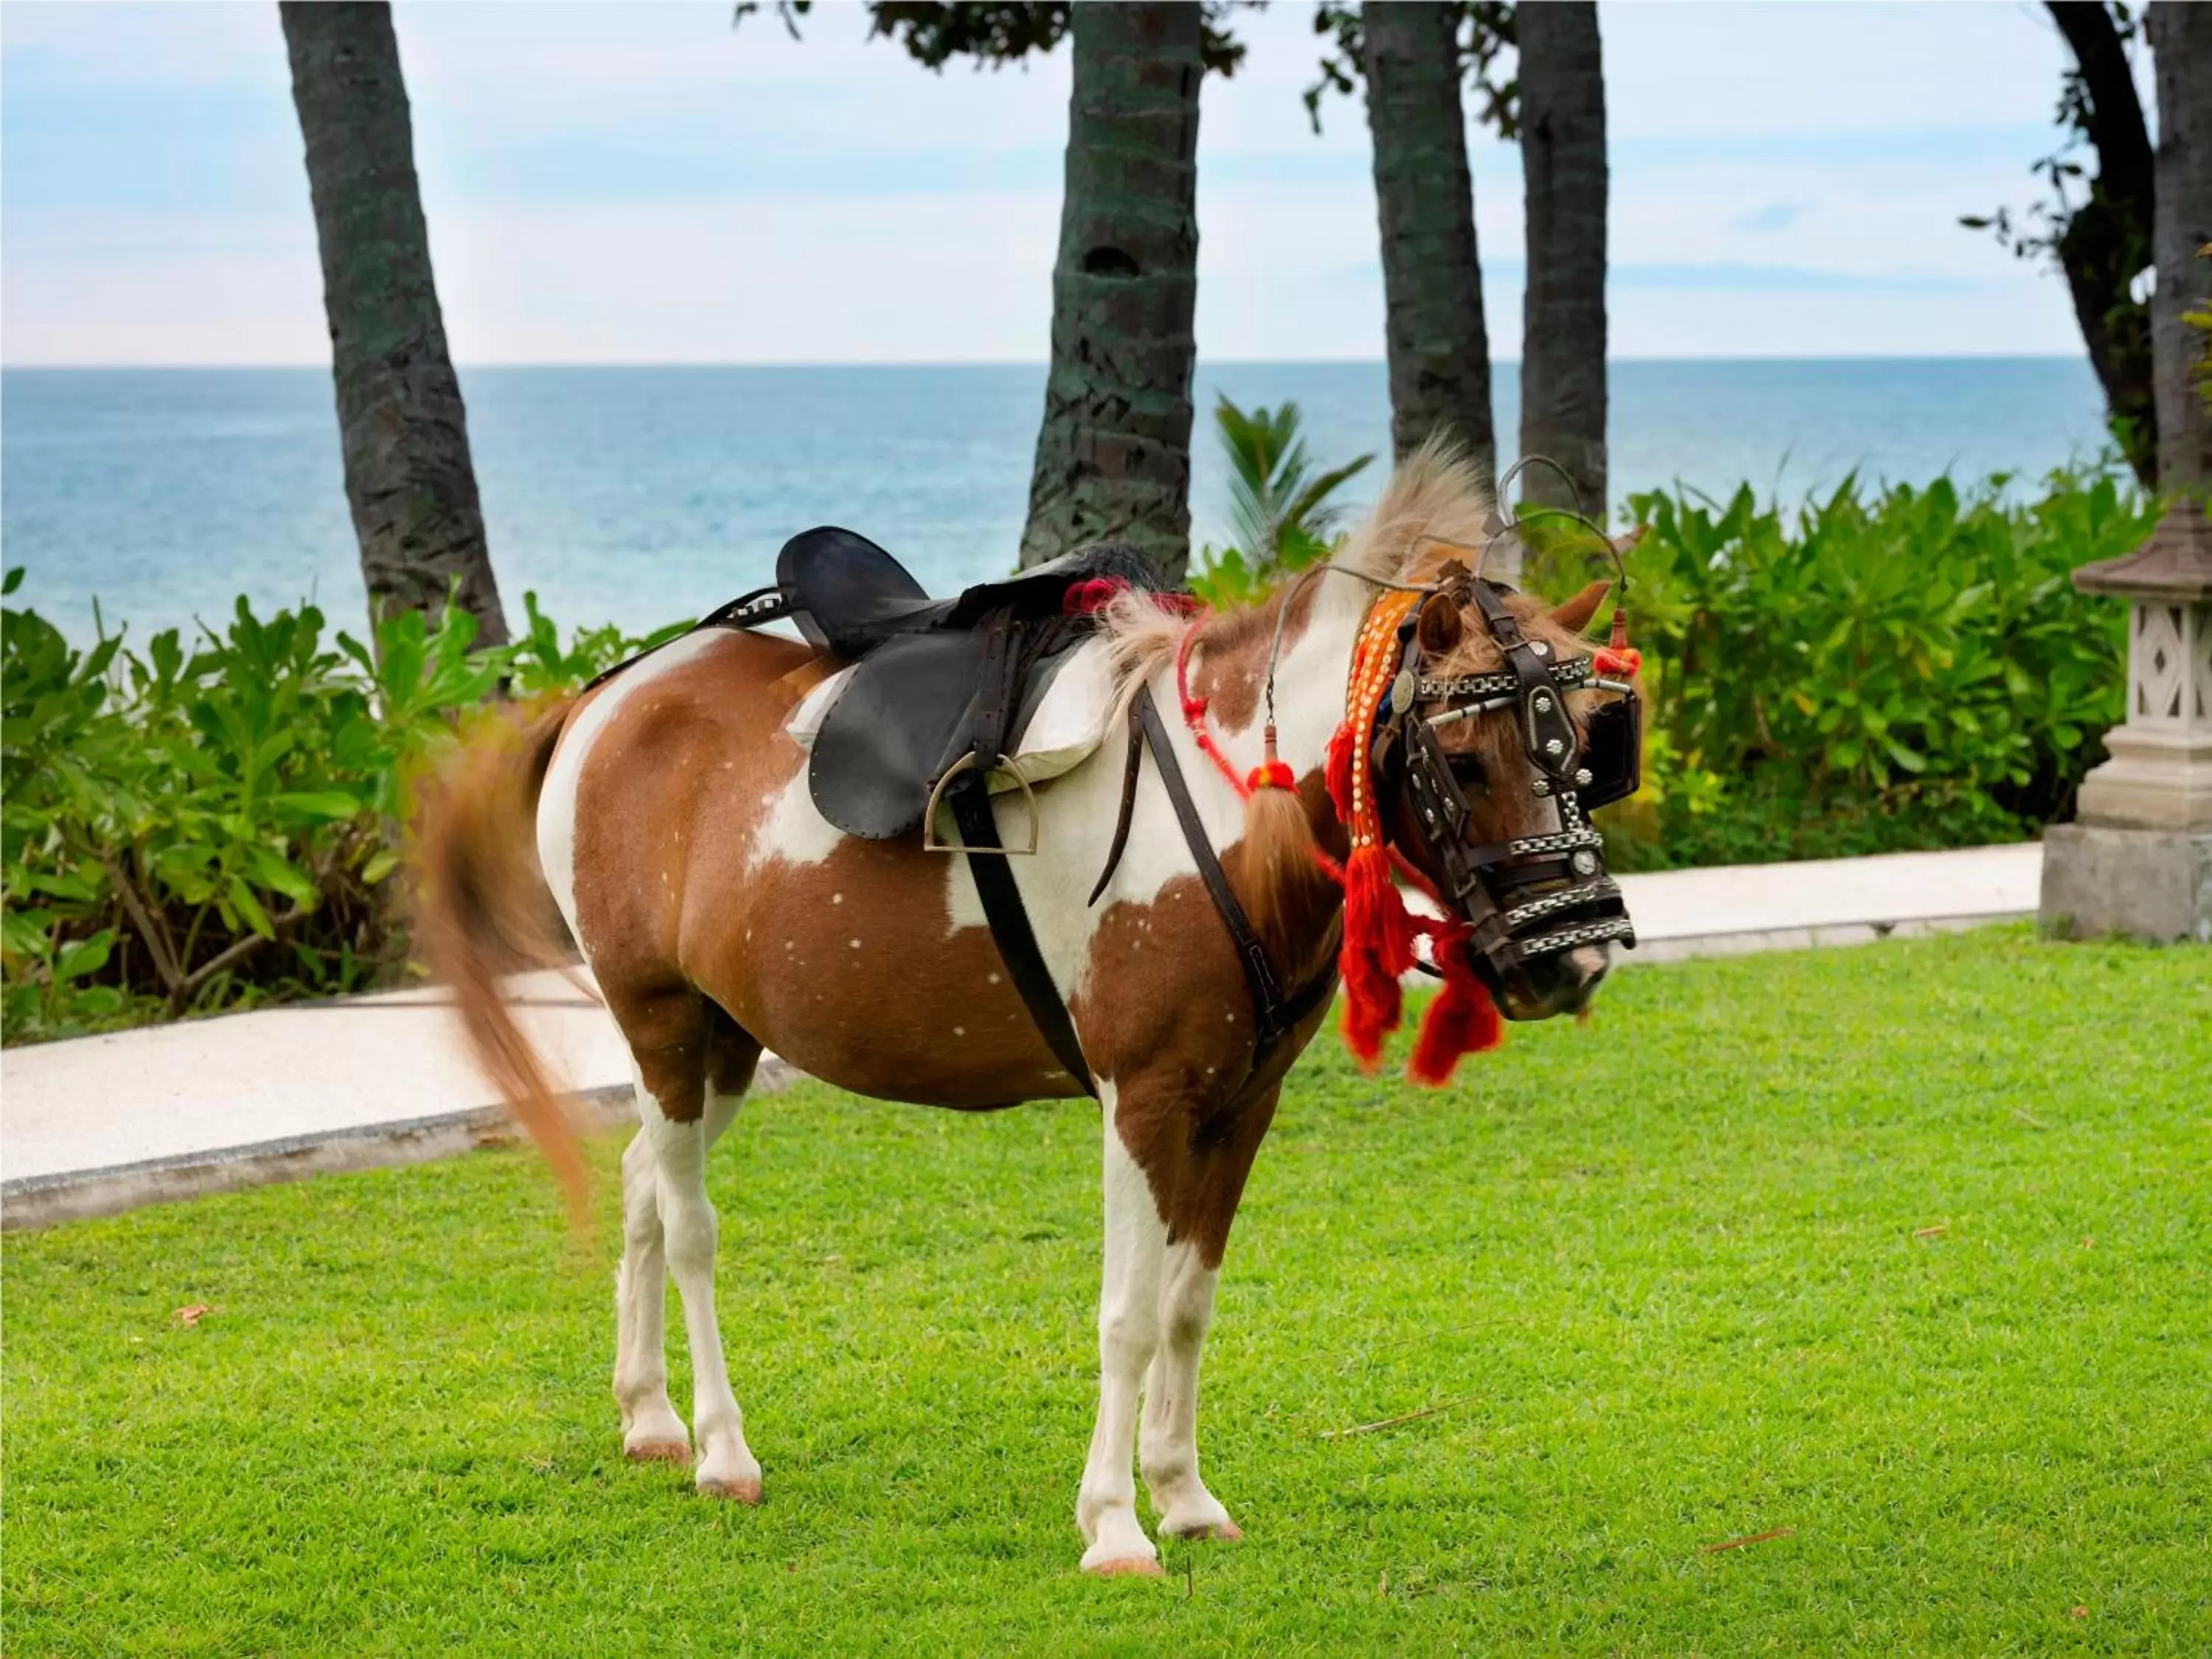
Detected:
left=1498, top=943, right=1611, bottom=1022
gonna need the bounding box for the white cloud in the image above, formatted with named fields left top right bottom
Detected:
left=1600, top=1, right=2077, bottom=138
left=431, top=191, right=1062, bottom=364
left=2, top=207, right=326, bottom=365
left=0, top=1, right=279, bottom=87
left=1, top=0, right=2110, bottom=364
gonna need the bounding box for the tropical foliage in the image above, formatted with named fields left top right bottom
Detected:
left=1189, top=395, right=1374, bottom=607
left=0, top=571, right=682, bottom=1043
left=1598, top=466, right=2158, bottom=869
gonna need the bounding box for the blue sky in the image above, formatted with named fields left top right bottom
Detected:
left=0, top=1, right=2132, bottom=365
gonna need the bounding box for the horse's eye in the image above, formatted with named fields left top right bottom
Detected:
left=1447, top=751, right=1486, bottom=790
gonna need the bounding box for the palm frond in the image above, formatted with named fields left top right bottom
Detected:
left=1285, top=453, right=1376, bottom=538
left=1213, top=394, right=1377, bottom=584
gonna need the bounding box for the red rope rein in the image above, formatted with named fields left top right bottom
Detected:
left=1174, top=622, right=1251, bottom=799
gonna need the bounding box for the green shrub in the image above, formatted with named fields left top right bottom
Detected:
left=1601, top=467, right=2157, bottom=869
left=0, top=571, right=682, bottom=1044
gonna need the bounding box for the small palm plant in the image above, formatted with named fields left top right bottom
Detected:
left=1192, top=396, right=1374, bottom=606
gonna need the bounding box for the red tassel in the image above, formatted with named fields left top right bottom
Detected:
left=1247, top=721, right=1296, bottom=793
left=1408, top=936, right=1502, bottom=1085
left=1325, top=720, right=1358, bottom=822
left=1337, top=844, right=1413, bottom=1069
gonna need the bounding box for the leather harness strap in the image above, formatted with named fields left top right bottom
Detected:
left=1131, top=686, right=1298, bottom=1045
left=967, top=611, right=1017, bottom=778
left=1086, top=711, right=1146, bottom=908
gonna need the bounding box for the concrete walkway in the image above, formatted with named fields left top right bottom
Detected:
left=1, top=841, right=2044, bottom=1228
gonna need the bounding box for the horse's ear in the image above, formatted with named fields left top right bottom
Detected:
left=1416, top=596, right=1462, bottom=655
left=1549, top=580, right=1611, bottom=637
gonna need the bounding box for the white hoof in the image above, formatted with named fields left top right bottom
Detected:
left=696, top=1442, right=763, bottom=1504
left=622, top=1405, right=690, bottom=1465
left=1080, top=1506, right=1163, bottom=1577
left=698, top=1472, right=763, bottom=1504
left=1082, top=1550, right=1166, bottom=1579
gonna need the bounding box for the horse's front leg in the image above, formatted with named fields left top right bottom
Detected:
left=1139, top=1083, right=1275, bottom=1545
left=1077, top=1079, right=1276, bottom=1574
left=1139, top=1239, right=1239, bottom=1541
left=1076, top=1082, right=1169, bottom=1576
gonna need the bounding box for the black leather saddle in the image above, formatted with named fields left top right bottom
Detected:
left=739, top=526, right=1161, bottom=843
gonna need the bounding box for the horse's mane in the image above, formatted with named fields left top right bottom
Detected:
left=1333, top=434, right=1494, bottom=588
left=1095, top=435, right=1495, bottom=706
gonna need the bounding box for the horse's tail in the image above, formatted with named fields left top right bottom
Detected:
left=412, top=696, right=589, bottom=1225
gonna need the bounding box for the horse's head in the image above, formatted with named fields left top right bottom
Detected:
left=1369, top=569, right=1640, bottom=1022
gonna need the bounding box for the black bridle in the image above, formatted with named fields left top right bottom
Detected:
left=1368, top=573, right=1640, bottom=1009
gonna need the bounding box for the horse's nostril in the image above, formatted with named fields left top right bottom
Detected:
left=1565, top=947, right=1610, bottom=1000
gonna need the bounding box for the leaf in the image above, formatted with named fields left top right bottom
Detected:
left=172, top=1303, right=215, bottom=1326
left=55, top=929, right=116, bottom=982
left=361, top=847, right=401, bottom=885
left=272, top=790, right=365, bottom=822
left=227, top=877, right=275, bottom=940
left=246, top=846, right=321, bottom=908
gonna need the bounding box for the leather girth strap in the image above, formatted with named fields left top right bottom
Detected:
left=947, top=780, right=1097, bottom=1096
left=949, top=685, right=1336, bottom=1102
left=943, top=605, right=1096, bottom=1094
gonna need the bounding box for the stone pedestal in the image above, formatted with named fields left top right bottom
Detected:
left=2038, top=500, right=2212, bottom=943
left=2040, top=823, right=2212, bottom=943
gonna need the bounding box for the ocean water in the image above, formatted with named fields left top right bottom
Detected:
left=1, top=359, right=2109, bottom=642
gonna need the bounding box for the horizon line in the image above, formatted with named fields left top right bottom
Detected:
left=1, top=352, right=2093, bottom=373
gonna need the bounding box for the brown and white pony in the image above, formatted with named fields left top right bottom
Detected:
left=417, top=448, right=1615, bottom=1577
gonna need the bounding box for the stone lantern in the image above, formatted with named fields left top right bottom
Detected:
left=2039, top=498, right=2212, bottom=942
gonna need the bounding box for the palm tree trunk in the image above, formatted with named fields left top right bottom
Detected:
left=281, top=1, right=507, bottom=646
left=2148, top=1, right=2211, bottom=495
left=2048, top=2, right=2159, bottom=489
left=1360, top=1, right=1495, bottom=481
left=1019, top=3, right=1203, bottom=577
left=1517, top=1, right=1609, bottom=524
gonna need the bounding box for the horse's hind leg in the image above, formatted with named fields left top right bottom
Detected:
left=611, top=990, right=765, bottom=1500
left=614, top=1126, right=688, bottom=1462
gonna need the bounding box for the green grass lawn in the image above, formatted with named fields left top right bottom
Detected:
left=5, top=927, right=2208, bottom=1655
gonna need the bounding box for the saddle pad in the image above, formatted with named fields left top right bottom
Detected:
left=787, top=633, right=1117, bottom=811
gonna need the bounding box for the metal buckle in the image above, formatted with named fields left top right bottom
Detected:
left=921, top=752, right=1041, bottom=856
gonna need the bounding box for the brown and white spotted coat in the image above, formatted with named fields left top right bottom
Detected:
left=421, top=445, right=1613, bottom=1576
